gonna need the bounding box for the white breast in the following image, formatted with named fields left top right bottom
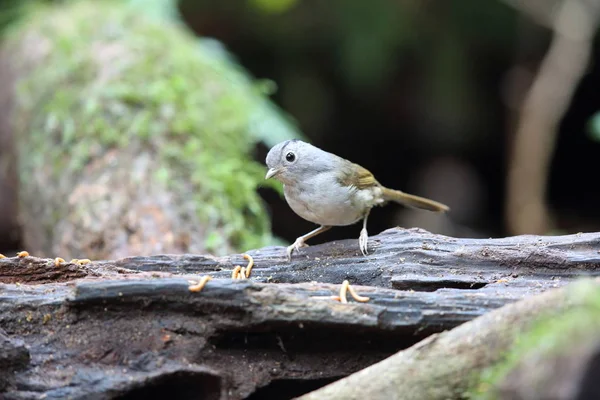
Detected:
left=283, top=172, right=383, bottom=226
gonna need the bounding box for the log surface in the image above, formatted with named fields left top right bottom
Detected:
left=1, top=228, right=600, bottom=399
left=297, top=280, right=600, bottom=400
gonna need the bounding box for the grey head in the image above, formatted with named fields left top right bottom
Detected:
left=265, top=140, right=339, bottom=185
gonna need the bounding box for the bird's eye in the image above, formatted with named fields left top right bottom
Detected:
left=285, top=152, right=296, bottom=162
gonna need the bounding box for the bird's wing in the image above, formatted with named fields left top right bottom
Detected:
left=337, top=161, right=379, bottom=190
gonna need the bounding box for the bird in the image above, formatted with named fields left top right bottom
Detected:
left=265, top=140, right=449, bottom=260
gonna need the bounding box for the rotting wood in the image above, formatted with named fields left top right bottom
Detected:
left=0, top=227, right=599, bottom=399
left=0, top=328, right=29, bottom=392
left=297, top=279, right=600, bottom=400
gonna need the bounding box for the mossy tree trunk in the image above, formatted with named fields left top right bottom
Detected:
left=0, top=0, right=299, bottom=260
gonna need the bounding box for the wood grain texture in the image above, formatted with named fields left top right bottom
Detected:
left=0, top=227, right=599, bottom=399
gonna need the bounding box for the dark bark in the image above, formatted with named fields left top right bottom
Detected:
left=103, top=227, right=600, bottom=288
left=0, top=329, right=29, bottom=392
left=297, top=280, right=600, bottom=400
left=1, top=228, right=600, bottom=399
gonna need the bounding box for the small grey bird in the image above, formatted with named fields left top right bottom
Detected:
left=265, top=140, right=449, bottom=260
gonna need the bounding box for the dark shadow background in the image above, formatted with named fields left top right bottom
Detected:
left=179, top=0, right=600, bottom=245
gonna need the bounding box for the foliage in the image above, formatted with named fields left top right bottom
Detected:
left=7, top=0, right=302, bottom=253
left=248, top=0, right=298, bottom=15
left=470, top=280, right=600, bottom=399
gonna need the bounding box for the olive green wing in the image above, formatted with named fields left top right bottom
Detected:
left=337, top=160, right=379, bottom=189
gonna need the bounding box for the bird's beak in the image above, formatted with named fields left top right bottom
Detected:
left=265, top=167, right=284, bottom=180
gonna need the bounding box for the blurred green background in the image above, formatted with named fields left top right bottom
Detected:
left=1, top=0, right=600, bottom=253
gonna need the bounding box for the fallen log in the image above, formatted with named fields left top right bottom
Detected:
left=8, top=227, right=596, bottom=289
left=0, top=228, right=599, bottom=399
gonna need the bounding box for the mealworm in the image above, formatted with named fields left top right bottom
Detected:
left=339, top=280, right=350, bottom=304
left=188, top=275, right=212, bottom=292
left=347, top=284, right=370, bottom=302
left=243, top=254, right=254, bottom=278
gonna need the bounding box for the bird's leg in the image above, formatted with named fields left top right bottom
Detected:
left=359, top=209, right=371, bottom=256
left=287, top=225, right=332, bottom=260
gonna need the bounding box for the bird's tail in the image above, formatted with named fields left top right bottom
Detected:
left=381, top=187, right=449, bottom=212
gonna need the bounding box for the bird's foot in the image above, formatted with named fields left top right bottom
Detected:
left=359, top=228, right=369, bottom=256
left=286, top=237, right=309, bottom=261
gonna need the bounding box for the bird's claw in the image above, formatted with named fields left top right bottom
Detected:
left=286, top=237, right=309, bottom=261
left=359, top=228, right=369, bottom=256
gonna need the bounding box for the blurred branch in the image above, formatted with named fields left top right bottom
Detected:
left=505, top=0, right=600, bottom=235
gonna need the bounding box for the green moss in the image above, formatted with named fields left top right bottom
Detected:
left=470, top=280, right=600, bottom=399
left=9, top=0, right=302, bottom=254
